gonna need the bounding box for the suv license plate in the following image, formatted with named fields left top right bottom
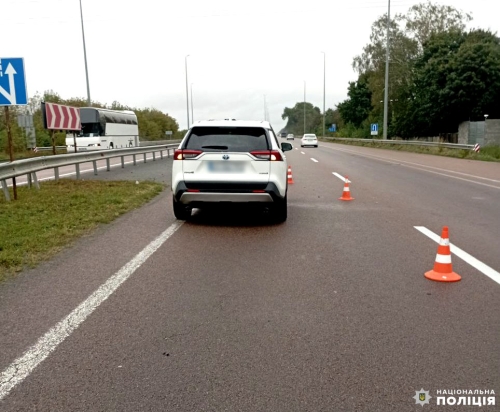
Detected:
left=206, top=161, right=245, bottom=173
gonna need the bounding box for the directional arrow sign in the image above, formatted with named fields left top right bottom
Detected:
left=0, top=58, right=28, bottom=106
left=42, top=102, right=81, bottom=131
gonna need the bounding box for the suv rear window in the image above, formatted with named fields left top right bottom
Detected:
left=184, top=127, right=270, bottom=152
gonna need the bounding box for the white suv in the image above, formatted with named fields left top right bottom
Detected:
left=172, top=120, right=293, bottom=222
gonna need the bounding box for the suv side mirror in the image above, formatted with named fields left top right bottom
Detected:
left=281, top=142, right=293, bottom=152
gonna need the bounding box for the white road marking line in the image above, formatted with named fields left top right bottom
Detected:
left=319, top=144, right=500, bottom=189
left=301, top=152, right=305, bottom=155
left=311, top=158, right=319, bottom=163
left=332, top=172, right=351, bottom=183
left=7, top=155, right=159, bottom=187
left=414, top=226, right=500, bottom=286
left=0, top=221, right=184, bottom=401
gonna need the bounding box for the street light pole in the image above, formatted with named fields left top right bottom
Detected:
left=383, top=0, right=391, bottom=140
left=322, top=51, right=326, bottom=138
left=304, top=81, right=306, bottom=135
left=185, top=55, right=190, bottom=129
left=79, top=0, right=91, bottom=106
left=190, top=83, right=194, bottom=124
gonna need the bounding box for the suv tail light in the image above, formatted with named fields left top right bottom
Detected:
left=173, top=149, right=203, bottom=160
left=250, top=150, right=283, bottom=161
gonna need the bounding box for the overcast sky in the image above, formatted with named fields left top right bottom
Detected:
left=4, top=0, right=499, bottom=132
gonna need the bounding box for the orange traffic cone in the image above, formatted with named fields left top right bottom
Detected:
left=339, top=176, right=354, bottom=201
left=287, top=166, right=295, bottom=184
left=425, top=226, right=461, bottom=282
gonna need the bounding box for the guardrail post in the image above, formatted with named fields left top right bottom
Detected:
left=153, top=152, right=156, bottom=161
left=54, top=167, right=59, bottom=181
left=133, top=154, right=137, bottom=166
left=167, top=149, right=170, bottom=158
left=76, top=164, right=81, bottom=180
left=27, top=173, right=32, bottom=188
left=106, top=158, right=110, bottom=171
left=32, top=172, right=40, bottom=190
left=1, top=179, right=10, bottom=201
left=121, top=156, right=125, bottom=169
left=93, top=160, right=98, bottom=175
left=160, top=150, right=163, bottom=159
left=143, top=153, right=147, bottom=163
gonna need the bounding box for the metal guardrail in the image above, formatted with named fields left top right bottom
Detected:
left=322, top=137, right=475, bottom=150
left=0, top=144, right=180, bottom=201
left=139, top=139, right=181, bottom=146
left=32, top=140, right=181, bottom=150
left=33, top=146, right=68, bottom=152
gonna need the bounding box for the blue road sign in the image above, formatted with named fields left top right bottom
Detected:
left=0, top=58, right=28, bottom=106
left=370, top=123, right=379, bottom=135
left=328, top=123, right=337, bottom=132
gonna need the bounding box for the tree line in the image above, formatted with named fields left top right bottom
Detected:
left=281, top=1, right=500, bottom=139
left=0, top=90, right=182, bottom=152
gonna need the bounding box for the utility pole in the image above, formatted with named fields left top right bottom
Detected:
left=185, top=55, right=190, bottom=129
left=304, top=81, right=306, bottom=135
left=79, top=0, right=91, bottom=106
left=383, top=0, right=391, bottom=140
left=190, top=83, right=194, bottom=124
left=322, top=51, right=326, bottom=138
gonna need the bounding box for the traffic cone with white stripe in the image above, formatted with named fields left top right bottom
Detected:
left=425, top=226, right=461, bottom=282
left=287, top=166, right=294, bottom=184
left=339, top=176, right=354, bottom=201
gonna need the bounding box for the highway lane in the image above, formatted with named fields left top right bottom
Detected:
left=0, top=143, right=499, bottom=411
left=294, top=141, right=500, bottom=272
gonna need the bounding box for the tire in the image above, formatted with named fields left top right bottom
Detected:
left=173, top=196, right=192, bottom=220
left=272, top=193, right=287, bottom=223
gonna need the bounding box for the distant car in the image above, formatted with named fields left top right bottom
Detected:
left=280, top=132, right=287, bottom=138
left=286, top=134, right=295, bottom=140
left=301, top=133, right=318, bottom=147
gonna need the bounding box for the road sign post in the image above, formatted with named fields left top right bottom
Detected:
left=328, top=124, right=337, bottom=133
left=4, top=107, right=17, bottom=200
left=166, top=130, right=173, bottom=140
left=371, top=123, right=379, bottom=136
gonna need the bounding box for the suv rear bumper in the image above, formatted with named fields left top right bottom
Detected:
left=180, top=192, right=273, bottom=203
left=173, top=181, right=285, bottom=205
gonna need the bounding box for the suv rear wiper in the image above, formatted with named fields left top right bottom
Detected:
left=201, top=145, right=229, bottom=150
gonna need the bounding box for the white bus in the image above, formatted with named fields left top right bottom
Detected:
left=66, top=107, right=140, bottom=151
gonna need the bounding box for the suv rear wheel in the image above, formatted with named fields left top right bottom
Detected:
left=272, top=192, right=287, bottom=223
left=173, top=196, right=192, bottom=220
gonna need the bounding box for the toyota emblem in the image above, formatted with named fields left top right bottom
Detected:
left=222, top=154, right=230, bottom=160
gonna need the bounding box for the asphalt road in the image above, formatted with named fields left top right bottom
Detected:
left=1, top=141, right=499, bottom=411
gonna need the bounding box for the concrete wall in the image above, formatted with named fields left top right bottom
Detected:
left=485, top=119, right=500, bottom=146
left=458, top=121, right=469, bottom=144
left=457, top=120, right=500, bottom=146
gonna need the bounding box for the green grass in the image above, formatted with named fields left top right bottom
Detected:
left=319, top=138, right=500, bottom=162
left=0, top=180, right=165, bottom=282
